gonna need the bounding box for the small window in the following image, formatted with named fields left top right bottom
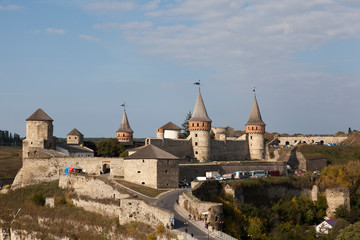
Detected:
left=165, top=170, right=168, bottom=173
left=250, top=136, right=252, bottom=139
left=75, top=137, right=77, bottom=139
left=195, top=142, right=198, bottom=146
left=195, top=151, right=198, bottom=155
left=142, top=159, right=144, bottom=163
left=142, top=182, right=145, bottom=185
left=123, top=134, right=125, bottom=137
left=192, top=123, right=194, bottom=127
left=69, top=137, right=71, bottom=139
left=202, top=123, right=204, bottom=126
left=137, top=171, right=141, bottom=173
left=197, top=123, right=199, bottom=127
left=195, top=134, right=198, bottom=137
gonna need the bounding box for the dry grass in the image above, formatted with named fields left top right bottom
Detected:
left=299, top=144, right=360, bottom=165
left=0, top=146, right=22, bottom=178
left=116, top=180, right=168, bottom=198
left=0, top=181, right=156, bottom=240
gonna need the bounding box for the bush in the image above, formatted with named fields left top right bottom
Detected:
left=31, top=193, right=45, bottom=206
left=54, top=196, right=66, bottom=206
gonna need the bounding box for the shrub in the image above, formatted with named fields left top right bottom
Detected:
left=31, top=193, right=45, bottom=206
left=54, top=196, right=66, bottom=206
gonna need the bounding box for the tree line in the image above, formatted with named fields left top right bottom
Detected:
left=0, top=130, right=21, bottom=146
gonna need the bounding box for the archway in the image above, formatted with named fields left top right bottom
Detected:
left=285, top=141, right=290, bottom=146
left=320, top=140, right=324, bottom=145
left=102, top=163, right=110, bottom=174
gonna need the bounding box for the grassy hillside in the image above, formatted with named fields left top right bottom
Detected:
left=0, top=181, right=167, bottom=240
left=0, top=146, right=22, bottom=178
left=299, top=144, right=360, bottom=165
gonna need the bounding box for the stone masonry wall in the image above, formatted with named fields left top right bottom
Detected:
left=278, top=136, right=347, bottom=146
left=146, top=138, right=193, bottom=160
left=12, top=157, right=124, bottom=188
left=179, top=190, right=223, bottom=230
left=210, top=139, right=249, bottom=161
left=59, top=174, right=130, bottom=200
left=119, top=198, right=174, bottom=227
left=72, top=199, right=120, bottom=218
left=326, top=187, right=350, bottom=218
left=179, top=161, right=287, bottom=181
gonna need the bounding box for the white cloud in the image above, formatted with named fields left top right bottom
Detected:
left=45, top=28, right=66, bottom=35
left=83, top=1, right=134, bottom=13
left=78, top=34, right=100, bottom=42
left=143, top=0, right=161, bottom=11
left=93, top=21, right=153, bottom=31
left=0, top=4, right=22, bottom=11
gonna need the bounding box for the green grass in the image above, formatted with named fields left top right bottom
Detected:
left=116, top=180, right=168, bottom=198
left=299, top=144, right=360, bottom=165
left=0, top=146, right=22, bottom=178
left=0, top=181, right=156, bottom=240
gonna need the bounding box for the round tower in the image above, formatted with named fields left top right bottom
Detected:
left=245, top=96, right=266, bottom=160
left=156, top=128, right=164, bottom=139
left=116, top=110, right=134, bottom=144
left=189, top=90, right=212, bottom=162
left=23, top=108, right=55, bottom=158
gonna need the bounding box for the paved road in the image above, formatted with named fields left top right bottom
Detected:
left=155, top=189, right=217, bottom=240
left=110, top=179, right=216, bottom=240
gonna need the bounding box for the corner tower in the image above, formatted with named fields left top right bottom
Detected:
left=189, top=90, right=212, bottom=162
left=245, top=96, right=266, bottom=160
left=116, top=110, right=133, bottom=144
left=23, top=108, right=55, bottom=158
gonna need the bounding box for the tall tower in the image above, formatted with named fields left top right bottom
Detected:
left=245, top=96, right=266, bottom=160
left=189, top=90, right=212, bottom=162
left=23, top=108, right=55, bottom=158
left=116, top=110, right=134, bottom=144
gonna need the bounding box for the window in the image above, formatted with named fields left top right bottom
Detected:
left=137, top=171, right=141, bottom=173
left=202, top=123, right=204, bottom=126
left=192, top=123, right=194, bottom=127
left=195, top=134, right=198, bottom=137
left=165, top=170, right=168, bottom=173
left=197, top=123, right=199, bottom=127
left=195, top=142, right=198, bottom=146
left=142, top=159, right=145, bottom=163
left=195, top=151, right=198, bottom=154
left=123, top=134, right=125, bottom=137
left=142, top=182, right=145, bottom=185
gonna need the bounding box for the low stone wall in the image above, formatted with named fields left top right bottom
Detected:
left=13, top=157, right=124, bottom=188
left=119, top=199, right=174, bottom=227
left=179, top=161, right=287, bottom=181
left=59, top=174, right=130, bottom=200
left=72, top=199, right=120, bottom=218
left=326, top=187, right=350, bottom=218
left=179, top=191, right=223, bottom=230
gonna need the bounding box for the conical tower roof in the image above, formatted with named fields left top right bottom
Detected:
left=189, top=90, right=212, bottom=122
left=246, top=97, right=266, bottom=126
left=26, top=108, right=53, bottom=121
left=117, top=110, right=133, bottom=133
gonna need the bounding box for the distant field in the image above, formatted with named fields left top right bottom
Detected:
left=0, top=146, right=22, bottom=178
left=299, top=144, right=360, bottom=165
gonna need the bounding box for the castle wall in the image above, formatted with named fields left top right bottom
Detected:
left=210, top=139, right=249, bottom=161
left=59, top=174, right=130, bottom=199
left=12, top=157, right=124, bottom=188
left=157, top=159, right=179, bottom=188
left=72, top=199, right=120, bottom=218
left=325, top=187, right=350, bottom=218
left=124, top=159, right=158, bottom=188
left=146, top=138, right=193, bottom=160
left=179, top=161, right=287, bottom=181
left=190, top=131, right=210, bottom=162
left=119, top=199, right=174, bottom=227
left=277, top=136, right=347, bottom=145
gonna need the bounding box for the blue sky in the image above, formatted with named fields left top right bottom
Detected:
left=1, top=0, right=360, bottom=138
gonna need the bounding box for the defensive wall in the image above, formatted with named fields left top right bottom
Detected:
left=146, top=138, right=194, bottom=162
left=12, top=156, right=124, bottom=188
left=277, top=136, right=347, bottom=146
left=179, top=181, right=223, bottom=230
left=59, top=174, right=175, bottom=228
left=179, top=161, right=287, bottom=181
left=59, top=174, right=130, bottom=200
left=210, top=139, right=249, bottom=161
left=326, top=187, right=350, bottom=218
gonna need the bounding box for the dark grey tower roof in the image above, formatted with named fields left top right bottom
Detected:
left=117, top=110, right=133, bottom=133
left=26, top=108, right=53, bottom=121
left=159, top=122, right=181, bottom=130
left=246, top=97, right=266, bottom=126
left=125, top=144, right=178, bottom=160
left=67, top=128, right=83, bottom=136
left=189, top=90, right=212, bottom=122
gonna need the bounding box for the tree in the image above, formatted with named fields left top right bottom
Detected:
left=96, top=138, right=126, bottom=157
left=178, top=111, right=192, bottom=139
left=336, top=221, right=360, bottom=240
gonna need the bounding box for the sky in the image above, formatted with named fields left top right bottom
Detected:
left=1, top=0, right=360, bottom=138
